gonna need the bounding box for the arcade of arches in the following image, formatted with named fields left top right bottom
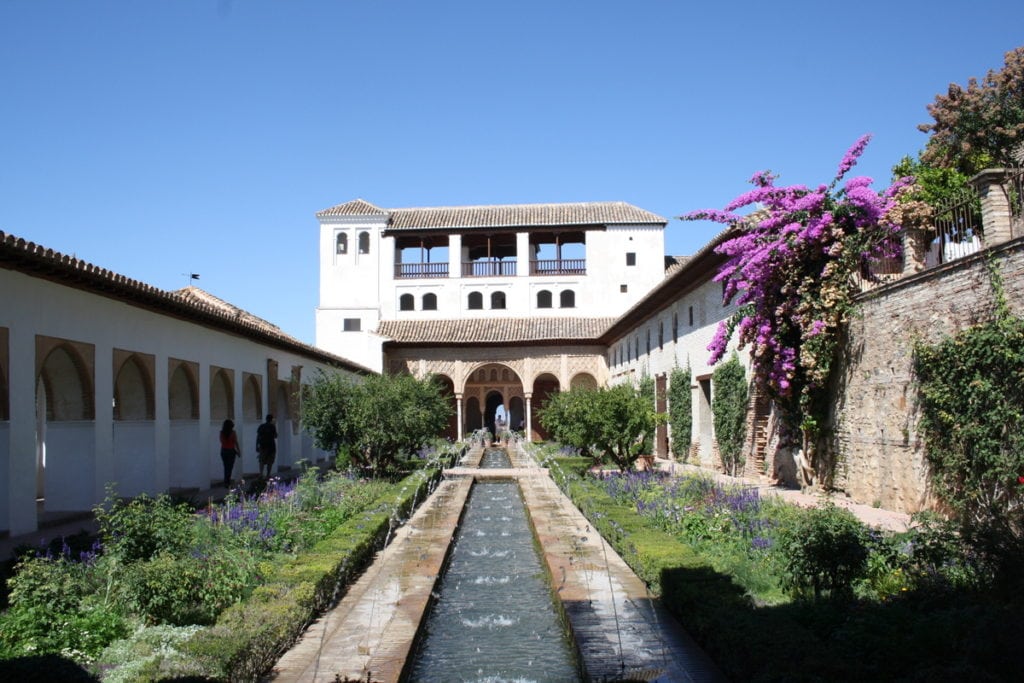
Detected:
left=385, top=351, right=603, bottom=442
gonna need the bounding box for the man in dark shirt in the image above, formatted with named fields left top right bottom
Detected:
left=256, top=414, right=278, bottom=479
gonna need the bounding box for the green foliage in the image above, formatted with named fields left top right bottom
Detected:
left=302, top=371, right=452, bottom=473
left=94, top=491, right=194, bottom=563
left=668, top=365, right=692, bottom=460
left=892, top=154, right=972, bottom=209
left=539, top=384, right=660, bottom=471
left=919, top=46, right=1024, bottom=175
left=776, top=503, right=869, bottom=599
left=0, top=556, right=130, bottom=662
left=913, top=267, right=1024, bottom=574
left=711, top=354, right=748, bottom=475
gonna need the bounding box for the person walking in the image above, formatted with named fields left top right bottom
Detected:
left=219, top=419, right=240, bottom=488
left=256, top=414, right=278, bottom=479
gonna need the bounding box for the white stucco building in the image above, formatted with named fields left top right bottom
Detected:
left=315, top=199, right=668, bottom=372
left=0, top=232, right=369, bottom=536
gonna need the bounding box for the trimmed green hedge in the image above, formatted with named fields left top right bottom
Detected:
left=170, top=468, right=442, bottom=682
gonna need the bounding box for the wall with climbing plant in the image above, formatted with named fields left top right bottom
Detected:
left=831, top=237, right=1024, bottom=512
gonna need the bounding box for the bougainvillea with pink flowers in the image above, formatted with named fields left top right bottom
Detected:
left=683, top=135, right=911, bottom=471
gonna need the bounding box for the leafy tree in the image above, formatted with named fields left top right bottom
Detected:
left=891, top=154, right=972, bottom=212
left=919, top=46, right=1024, bottom=175
left=668, top=364, right=692, bottom=460
left=539, top=384, right=661, bottom=471
left=712, top=353, right=748, bottom=476
left=302, top=371, right=452, bottom=474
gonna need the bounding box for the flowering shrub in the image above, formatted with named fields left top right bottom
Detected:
left=683, top=136, right=910, bottom=473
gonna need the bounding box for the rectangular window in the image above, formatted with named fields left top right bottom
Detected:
left=343, top=318, right=361, bottom=332
left=626, top=252, right=636, bottom=266
left=620, top=284, right=628, bottom=293
left=688, top=306, right=694, bottom=326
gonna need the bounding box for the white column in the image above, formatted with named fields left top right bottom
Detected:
left=448, top=234, right=462, bottom=279
left=516, top=231, right=530, bottom=277
left=525, top=393, right=533, bottom=443
left=456, top=394, right=463, bottom=441
left=7, top=328, right=37, bottom=534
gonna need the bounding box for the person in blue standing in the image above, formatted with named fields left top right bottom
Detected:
left=256, top=414, right=278, bottom=479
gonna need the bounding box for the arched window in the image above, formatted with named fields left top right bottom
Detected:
left=422, top=293, right=438, bottom=310
left=468, top=291, right=483, bottom=310
left=399, top=293, right=415, bottom=311
left=673, top=312, right=679, bottom=340
left=358, top=231, right=370, bottom=254
left=336, top=232, right=348, bottom=254
left=559, top=289, right=575, bottom=308
left=537, top=290, right=552, bottom=309
left=491, top=291, right=506, bottom=310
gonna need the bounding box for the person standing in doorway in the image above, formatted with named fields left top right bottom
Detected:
left=219, top=419, right=240, bottom=488
left=256, top=414, right=278, bottom=479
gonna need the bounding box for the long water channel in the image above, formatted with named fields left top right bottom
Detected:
left=407, top=448, right=580, bottom=682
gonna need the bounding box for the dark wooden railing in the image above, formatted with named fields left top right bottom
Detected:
left=461, top=261, right=516, bottom=277
left=394, top=262, right=449, bottom=279
left=530, top=259, right=586, bottom=275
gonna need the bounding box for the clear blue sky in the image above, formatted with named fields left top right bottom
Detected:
left=2, top=1, right=1022, bottom=344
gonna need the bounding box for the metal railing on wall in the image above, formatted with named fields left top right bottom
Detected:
left=931, top=189, right=983, bottom=266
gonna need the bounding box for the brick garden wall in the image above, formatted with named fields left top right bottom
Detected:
left=829, top=236, right=1024, bottom=513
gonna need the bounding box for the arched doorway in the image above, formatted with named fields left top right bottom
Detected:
left=210, top=367, right=234, bottom=484
left=274, top=382, right=293, bottom=471
left=462, top=363, right=524, bottom=439
left=508, top=396, right=525, bottom=433
left=433, top=375, right=458, bottom=441
left=531, top=373, right=560, bottom=441
left=36, top=343, right=95, bottom=511
left=570, top=372, right=598, bottom=390
left=465, top=396, right=482, bottom=433
left=168, top=359, right=200, bottom=488
left=485, top=391, right=504, bottom=437
left=113, top=353, right=156, bottom=497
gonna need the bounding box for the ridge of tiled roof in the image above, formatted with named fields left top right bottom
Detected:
left=378, top=317, right=616, bottom=345
left=316, top=198, right=388, bottom=218
left=0, top=230, right=373, bottom=374
left=315, top=199, right=666, bottom=229
left=388, top=201, right=666, bottom=230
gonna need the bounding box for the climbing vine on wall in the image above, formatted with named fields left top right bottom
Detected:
left=914, top=261, right=1024, bottom=537
left=712, top=353, right=748, bottom=476
left=668, top=364, right=692, bottom=460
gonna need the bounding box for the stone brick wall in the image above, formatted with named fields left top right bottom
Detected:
left=830, top=236, right=1024, bottom=513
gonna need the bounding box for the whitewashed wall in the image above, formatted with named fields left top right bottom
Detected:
left=1, top=267, right=356, bottom=535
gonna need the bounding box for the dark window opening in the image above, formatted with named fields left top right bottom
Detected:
left=620, top=284, right=628, bottom=293
left=559, top=290, right=575, bottom=308
left=468, top=291, right=483, bottom=310
left=626, top=252, right=636, bottom=266
left=422, top=293, right=437, bottom=310
left=399, top=294, right=415, bottom=311
left=336, top=233, right=348, bottom=254
left=343, top=318, right=361, bottom=332
left=358, top=231, right=370, bottom=254
left=491, top=291, right=506, bottom=310
left=537, top=290, right=553, bottom=308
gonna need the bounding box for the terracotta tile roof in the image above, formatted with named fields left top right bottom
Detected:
left=0, top=230, right=372, bottom=374
left=378, top=317, right=616, bottom=345
left=316, top=198, right=388, bottom=218
left=316, top=200, right=666, bottom=230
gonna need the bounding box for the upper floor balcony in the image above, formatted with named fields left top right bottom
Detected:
left=530, top=258, right=586, bottom=275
